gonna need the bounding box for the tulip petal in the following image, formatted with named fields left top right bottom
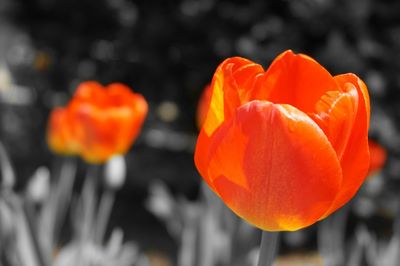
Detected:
left=309, top=83, right=359, bottom=160
left=47, top=107, right=83, bottom=155
left=66, top=83, right=148, bottom=163
left=201, top=50, right=341, bottom=138
left=335, top=74, right=370, bottom=127
left=203, top=101, right=342, bottom=231
left=194, top=129, right=216, bottom=191
left=73, top=81, right=107, bottom=106
left=256, top=50, right=339, bottom=113
left=106, top=83, right=149, bottom=153
left=74, top=105, right=116, bottom=163
left=196, top=58, right=264, bottom=188
left=321, top=74, right=370, bottom=217
left=202, top=57, right=264, bottom=136
left=107, top=83, right=139, bottom=106
left=115, top=97, right=148, bottom=154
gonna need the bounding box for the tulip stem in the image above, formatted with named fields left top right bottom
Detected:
left=53, top=157, right=77, bottom=246
left=23, top=199, right=50, bottom=266
left=318, top=204, right=350, bottom=266
left=94, top=188, right=115, bottom=244
left=80, top=164, right=99, bottom=241
left=257, top=231, right=279, bottom=266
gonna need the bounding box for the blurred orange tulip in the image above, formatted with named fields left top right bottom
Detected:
left=47, top=81, right=148, bottom=163
left=195, top=50, right=370, bottom=231
left=47, top=106, right=83, bottom=156
left=368, top=140, right=386, bottom=175
left=196, top=84, right=212, bottom=129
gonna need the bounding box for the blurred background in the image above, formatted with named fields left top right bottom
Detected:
left=0, top=0, right=399, bottom=265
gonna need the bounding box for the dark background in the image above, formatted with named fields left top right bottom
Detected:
left=1, top=0, right=400, bottom=263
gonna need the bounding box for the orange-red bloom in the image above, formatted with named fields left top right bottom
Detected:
left=368, top=140, right=386, bottom=175
left=47, top=106, right=84, bottom=156
left=47, top=81, right=148, bottom=163
left=194, top=50, right=370, bottom=231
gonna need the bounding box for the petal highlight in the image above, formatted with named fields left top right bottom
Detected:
left=202, top=57, right=264, bottom=136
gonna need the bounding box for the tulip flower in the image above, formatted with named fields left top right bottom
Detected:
left=48, top=105, right=88, bottom=159
left=194, top=50, right=370, bottom=231
left=47, top=81, right=148, bottom=163
left=368, top=140, right=386, bottom=175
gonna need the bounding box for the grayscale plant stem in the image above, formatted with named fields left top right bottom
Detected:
left=257, top=231, right=279, bottom=266
left=94, top=188, right=115, bottom=244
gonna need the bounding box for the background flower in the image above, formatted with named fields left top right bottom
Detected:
left=47, top=81, right=148, bottom=163
left=368, top=139, right=387, bottom=175
left=196, top=84, right=212, bottom=129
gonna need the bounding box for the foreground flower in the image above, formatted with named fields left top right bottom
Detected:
left=195, top=50, right=370, bottom=231
left=48, top=81, right=148, bottom=163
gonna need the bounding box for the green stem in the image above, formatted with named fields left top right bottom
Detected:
left=257, top=231, right=279, bottom=266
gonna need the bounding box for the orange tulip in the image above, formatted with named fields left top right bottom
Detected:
left=47, top=81, right=148, bottom=163
left=47, top=106, right=84, bottom=156
left=368, top=140, right=386, bottom=175
left=194, top=50, right=370, bottom=231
